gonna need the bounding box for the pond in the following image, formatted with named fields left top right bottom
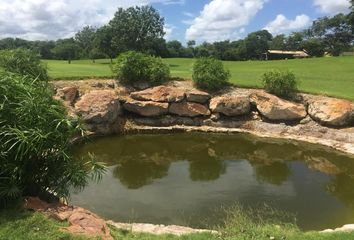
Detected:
left=71, top=133, right=354, bottom=231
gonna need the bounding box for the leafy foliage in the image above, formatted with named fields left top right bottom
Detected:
left=309, top=14, right=353, bottom=56
left=75, top=26, right=97, bottom=59
left=0, top=49, right=48, bottom=81
left=93, top=25, right=116, bottom=61
left=301, top=38, right=325, bottom=57
left=261, top=70, right=299, bottom=98
left=51, top=38, right=79, bottom=64
left=0, top=72, right=105, bottom=206
left=113, top=51, right=170, bottom=85
left=192, top=57, right=230, bottom=91
left=109, top=6, right=165, bottom=53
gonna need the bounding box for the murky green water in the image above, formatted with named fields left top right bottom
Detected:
left=71, top=133, right=354, bottom=231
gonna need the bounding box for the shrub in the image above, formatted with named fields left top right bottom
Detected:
left=0, top=49, right=48, bottom=81
left=0, top=72, right=104, bottom=207
left=261, top=70, right=298, bottom=98
left=192, top=57, right=230, bottom=91
left=112, top=51, right=170, bottom=85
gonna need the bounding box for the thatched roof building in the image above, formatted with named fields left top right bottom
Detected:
left=263, top=50, right=310, bottom=60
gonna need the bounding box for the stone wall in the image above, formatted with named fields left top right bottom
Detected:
left=52, top=80, right=354, bottom=154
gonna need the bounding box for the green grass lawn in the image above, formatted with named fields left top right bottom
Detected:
left=45, top=56, right=354, bottom=100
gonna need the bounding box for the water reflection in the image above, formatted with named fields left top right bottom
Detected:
left=189, top=157, right=226, bottom=182
left=77, top=134, right=354, bottom=189
left=253, top=162, right=291, bottom=185
left=72, top=133, right=354, bottom=230
left=327, top=174, right=354, bottom=208
left=113, top=159, right=170, bottom=189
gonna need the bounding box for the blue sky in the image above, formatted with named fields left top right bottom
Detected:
left=0, top=0, right=351, bottom=43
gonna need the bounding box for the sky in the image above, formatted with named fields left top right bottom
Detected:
left=0, top=0, right=351, bottom=44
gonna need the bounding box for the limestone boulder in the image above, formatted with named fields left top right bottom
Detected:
left=186, top=89, right=211, bottom=103
left=209, top=96, right=251, bottom=117
left=169, top=102, right=211, bottom=117
left=250, top=92, right=307, bottom=121
left=131, top=86, right=185, bottom=103
left=57, top=87, right=79, bottom=105
left=75, top=90, right=121, bottom=124
left=67, top=208, right=112, bottom=239
left=308, top=98, right=354, bottom=127
left=124, top=99, right=168, bottom=117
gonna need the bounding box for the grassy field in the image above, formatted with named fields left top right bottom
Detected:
left=45, top=56, right=354, bottom=100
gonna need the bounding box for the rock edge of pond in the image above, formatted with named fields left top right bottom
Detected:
left=52, top=79, right=354, bottom=156
left=23, top=196, right=354, bottom=239
left=23, top=197, right=218, bottom=239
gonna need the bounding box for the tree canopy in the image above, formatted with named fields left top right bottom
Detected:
left=109, top=6, right=165, bottom=53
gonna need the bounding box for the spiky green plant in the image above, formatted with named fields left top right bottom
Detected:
left=0, top=49, right=48, bottom=81
left=0, top=72, right=105, bottom=207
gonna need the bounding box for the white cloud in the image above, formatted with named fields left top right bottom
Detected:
left=185, top=0, right=267, bottom=42
left=264, top=14, right=312, bottom=35
left=164, top=24, right=175, bottom=40
left=313, top=0, right=350, bottom=14
left=183, top=11, right=194, bottom=17
left=0, top=0, right=183, bottom=40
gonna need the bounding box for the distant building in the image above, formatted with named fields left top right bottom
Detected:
left=341, top=52, right=354, bottom=56
left=263, top=50, right=310, bottom=60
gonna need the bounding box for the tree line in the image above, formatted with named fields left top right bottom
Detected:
left=0, top=3, right=354, bottom=62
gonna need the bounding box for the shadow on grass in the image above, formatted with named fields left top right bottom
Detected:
left=0, top=209, right=32, bottom=225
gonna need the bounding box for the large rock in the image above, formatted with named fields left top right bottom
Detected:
left=250, top=92, right=307, bottom=121
left=24, top=197, right=113, bottom=240
left=308, top=98, right=354, bottom=127
left=169, top=102, right=211, bottom=117
left=57, top=87, right=79, bottom=106
left=124, top=99, right=168, bottom=117
left=209, top=96, right=251, bottom=116
left=75, top=90, right=121, bottom=124
left=186, top=89, right=211, bottom=103
left=67, top=208, right=112, bottom=239
left=131, top=86, right=185, bottom=103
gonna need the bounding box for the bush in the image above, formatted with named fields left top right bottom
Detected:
left=261, top=70, right=298, bottom=98
left=0, top=72, right=104, bottom=207
left=192, top=57, right=230, bottom=91
left=0, top=49, right=48, bottom=81
left=112, top=51, right=170, bottom=85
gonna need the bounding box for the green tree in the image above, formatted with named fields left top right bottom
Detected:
left=244, top=30, right=273, bottom=59
left=187, top=40, right=196, bottom=48
left=166, top=40, right=183, bottom=57
left=349, top=0, right=354, bottom=31
left=285, top=32, right=305, bottom=50
left=310, top=14, right=353, bottom=56
left=195, top=42, right=215, bottom=57
left=32, top=40, right=56, bottom=59
left=52, top=38, right=79, bottom=64
left=186, top=40, right=196, bottom=58
left=270, top=34, right=287, bottom=50
left=89, top=48, right=105, bottom=63
left=213, top=40, right=232, bottom=59
left=94, top=25, right=117, bottom=62
left=151, top=38, right=169, bottom=57
left=109, top=6, right=165, bottom=53
left=75, top=26, right=96, bottom=58
left=301, top=38, right=325, bottom=57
